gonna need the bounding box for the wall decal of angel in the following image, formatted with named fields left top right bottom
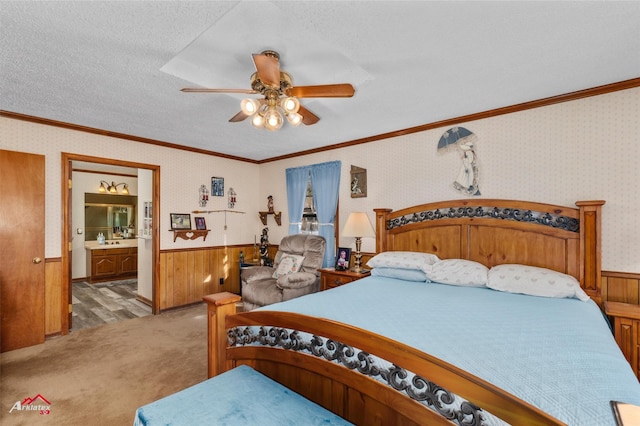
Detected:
left=438, top=127, right=481, bottom=196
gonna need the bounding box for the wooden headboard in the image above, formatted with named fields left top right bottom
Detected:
left=374, top=199, right=605, bottom=305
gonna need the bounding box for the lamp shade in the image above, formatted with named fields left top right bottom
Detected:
left=342, top=212, right=375, bottom=238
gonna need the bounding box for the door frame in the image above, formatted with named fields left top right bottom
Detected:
left=61, top=153, right=160, bottom=334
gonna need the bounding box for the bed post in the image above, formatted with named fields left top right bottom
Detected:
left=203, top=292, right=241, bottom=378
left=374, top=208, right=392, bottom=253
left=576, top=200, right=605, bottom=305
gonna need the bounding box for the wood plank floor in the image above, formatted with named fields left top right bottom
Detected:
left=71, top=279, right=151, bottom=331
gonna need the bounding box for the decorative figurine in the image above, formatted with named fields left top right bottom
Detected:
left=267, top=195, right=274, bottom=213
left=259, top=227, right=271, bottom=266
left=437, top=127, right=481, bottom=196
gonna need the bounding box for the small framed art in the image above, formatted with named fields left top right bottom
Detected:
left=350, top=165, right=367, bottom=198
left=335, top=247, right=351, bottom=271
left=170, top=213, right=191, bottom=230
left=194, top=216, right=207, bottom=230
left=211, top=177, right=224, bottom=197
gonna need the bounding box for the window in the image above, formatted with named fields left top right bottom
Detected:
left=286, top=161, right=341, bottom=267
left=301, top=178, right=318, bottom=235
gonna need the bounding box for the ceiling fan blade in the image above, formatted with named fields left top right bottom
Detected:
left=298, top=105, right=320, bottom=125
left=286, top=84, right=355, bottom=98
left=252, top=53, right=280, bottom=88
left=181, top=88, right=258, bottom=94
left=228, top=111, right=249, bottom=122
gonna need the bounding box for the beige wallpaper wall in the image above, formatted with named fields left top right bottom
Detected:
left=1, top=86, right=638, bottom=273
left=0, top=119, right=262, bottom=257
left=259, top=87, right=640, bottom=273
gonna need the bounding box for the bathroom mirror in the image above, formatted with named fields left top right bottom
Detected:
left=84, top=193, right=137, bottom=241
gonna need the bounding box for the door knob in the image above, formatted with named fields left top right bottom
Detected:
left=32, top=257, right=42, bottom=264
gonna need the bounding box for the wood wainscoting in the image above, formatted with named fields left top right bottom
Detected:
left=40, top=254, right=640, bottom=336
left=45, top=258, right=63, bottom=336
left=159, top=245, right=277, bottom=311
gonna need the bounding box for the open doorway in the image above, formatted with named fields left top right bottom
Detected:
left=61, top=153, right=160, bottom=335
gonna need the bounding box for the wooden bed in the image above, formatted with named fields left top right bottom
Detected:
left=204, top=199, right=606, bottom=425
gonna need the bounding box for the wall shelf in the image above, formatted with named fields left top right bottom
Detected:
left=170, top=229, right=209, bottom=242
left=259, top=211, right=282, bottom=226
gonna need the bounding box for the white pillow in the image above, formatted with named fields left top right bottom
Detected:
left=272, top=255, right=305, bottom=279
left=371, top=267, right=429, bottom=282
left=367, top=251, right=440, bottom=270
left=487, top=264, right=590, bottom=301
left=422, top=259, right=488, bottom=287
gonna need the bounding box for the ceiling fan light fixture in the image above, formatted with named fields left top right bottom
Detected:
left=240, top=98, right=259, bottom=116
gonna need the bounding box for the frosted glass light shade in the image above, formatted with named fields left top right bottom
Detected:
left=281, top=97, right=300, bottom=113
left=251, top=114, right=265, bottom=128
left=264, top=108, right=283, bottom=131
left=241, top=98, right=259, bottom=115
left=286, top=112, right=302, bottom=126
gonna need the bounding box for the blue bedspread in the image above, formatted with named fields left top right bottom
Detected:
left=134, top=364, right=352, bottom=425
left=263, top=277, right=640, bottom=425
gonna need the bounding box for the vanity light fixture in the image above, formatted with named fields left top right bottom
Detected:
left=98, top=180, right=129, bottom=195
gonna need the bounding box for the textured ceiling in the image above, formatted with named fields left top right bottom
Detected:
left=1, top=1, right=639, bottom=162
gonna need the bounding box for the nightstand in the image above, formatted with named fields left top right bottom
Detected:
left=319, top=268, right=370, bottom=291
left=604, top=301, right=640, bottom=380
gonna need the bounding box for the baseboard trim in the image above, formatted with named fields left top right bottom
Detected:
left=136, top=295, right=152, bottom=307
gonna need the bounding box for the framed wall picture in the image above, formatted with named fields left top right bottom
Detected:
left=350, top=165, right=367, bottom=198
left=211, top=177, right=224, bottom=197
left=335, top=247, right=351, bottom=271
left=194, top=216, right=207, bottom=230
left=170, top=213, right=191, bottom=230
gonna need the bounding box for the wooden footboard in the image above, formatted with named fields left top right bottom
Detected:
left=204, top=293, right=564, bottom=426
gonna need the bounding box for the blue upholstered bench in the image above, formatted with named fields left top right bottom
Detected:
left=133, top=364, right=352, bottom=425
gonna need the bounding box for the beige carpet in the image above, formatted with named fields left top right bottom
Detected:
left=0, top=303, right=208, bottom=426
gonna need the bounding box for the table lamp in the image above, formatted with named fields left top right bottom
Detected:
left=341, top=212, right=376, bottom=273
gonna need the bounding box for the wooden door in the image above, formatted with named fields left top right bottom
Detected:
left=0, top=149, right=46, bottom=352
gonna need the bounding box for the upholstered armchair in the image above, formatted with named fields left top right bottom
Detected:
left=241, top=234, right=326, bottom=311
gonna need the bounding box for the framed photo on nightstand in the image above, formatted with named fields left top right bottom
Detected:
left=335, top=247, right=351, bottom=271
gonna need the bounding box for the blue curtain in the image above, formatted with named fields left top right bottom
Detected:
left=310, top=161, right=341, bottom=267
left=285, top=165, right=309, bottom=235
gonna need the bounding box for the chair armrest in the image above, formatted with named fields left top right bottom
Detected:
left=242, top=266, right=274, bottom=283
left=276, top=272, right=318, bottom=289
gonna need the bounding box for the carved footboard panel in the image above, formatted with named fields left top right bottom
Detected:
left=204, top=293, right=564, bottom=426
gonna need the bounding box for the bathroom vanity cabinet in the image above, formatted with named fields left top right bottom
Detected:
left=86, top=245, right=138, bottom=283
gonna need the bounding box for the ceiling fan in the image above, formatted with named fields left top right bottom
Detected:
left=181, top=50, right=355, bottom=130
